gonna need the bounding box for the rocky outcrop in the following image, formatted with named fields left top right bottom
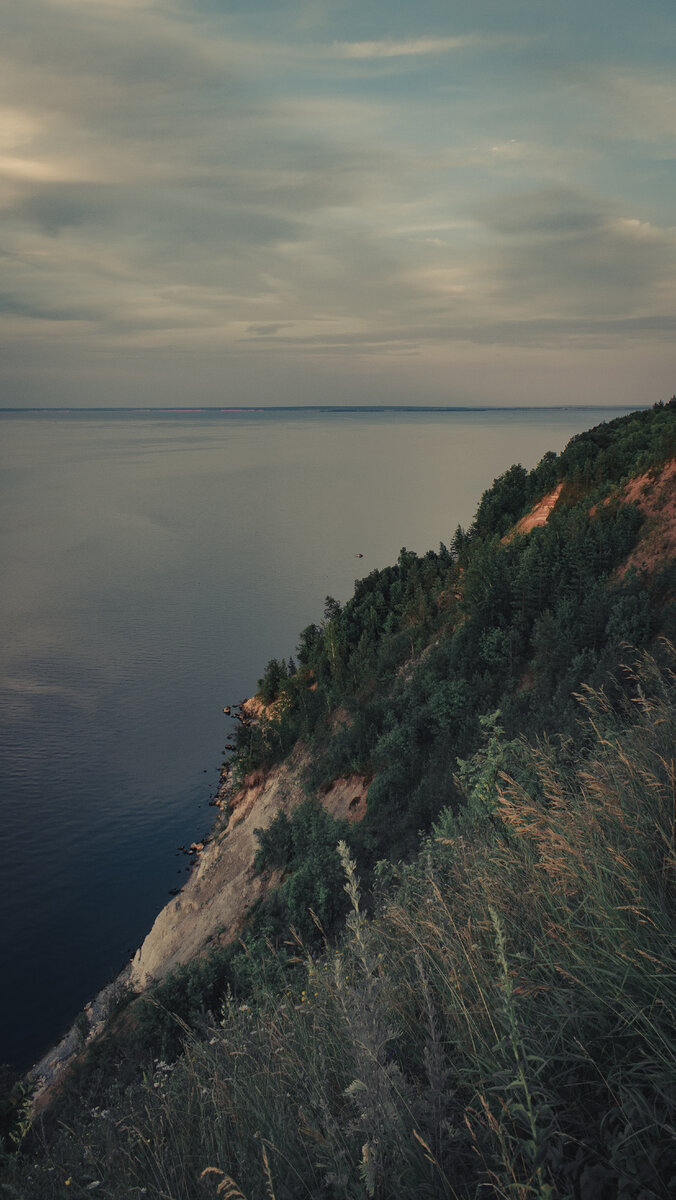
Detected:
left=130, top=750, right=304, bottom=989
left=321, top=772, right=369, bottom=823
left=130, top=741, right=368, bottom=989
left=30, top=966, right=133, bottom=1109
left=29, top=715, right=368, bottom=1106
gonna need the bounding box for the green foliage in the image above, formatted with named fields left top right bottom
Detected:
left=14, top=652, right=675, bottom=1199
left=230, top=401, right=675, bottom=863
left=251, top=800, right=353, bottom=944
left=257, top=657, right=288, bottom=704
left=472, top=462, right=531, bottom=538
left=557, top=396, right=676, bottom=490
left=453, top=710, right=536, bottom=829
left=253, top=808, right=294, bottom=870
left=123, top=802, right=354, bottom=1062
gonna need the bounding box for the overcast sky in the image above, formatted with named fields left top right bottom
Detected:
left=1, top=0, right=675, bottom=407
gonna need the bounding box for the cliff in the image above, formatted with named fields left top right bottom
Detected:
left=26, top=402, right=676, bottom=1111
left=614, top=457, right=676, bottom=576
left=26, top=695, right=368, bottom=1108
left=130, top=436, right=676, bottom=992
left=131, top=744, right=367, bottom=989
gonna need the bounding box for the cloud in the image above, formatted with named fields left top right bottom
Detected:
left=247, top=322, right=294, bottom=335
left=0, top=2, right=675, bottom=407
left=586, top=68, right=676, bottom=143
left=447, top=314, right=676, bottom=348
left=0, top=289, right=93, bottom=321
left=477, top=188, right=608, bottom=238
left=473, top=189, right=676, bottom=315
left=330, top=30, right=532, bottom=60
left=333, top=36, right=474, bottom=59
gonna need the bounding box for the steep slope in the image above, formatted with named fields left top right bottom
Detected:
left=121, top=400, right=676, bottom=1004
left=502, top=479, right=564, bottom=540
left=236, top=403, right=676, bottom=867
left=5, top=400, right=676, bottom=1195
left=615, top=457, right=676, bottom=576
left=131, top=748, right=368, bottom=988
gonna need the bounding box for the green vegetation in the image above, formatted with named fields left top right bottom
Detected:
left=4, top=650, right=674, bottom=1199
left=2, top=400, right=675, bottom=1198
left=133, top=800, right=353, bottom=1061
left=236, top=400, right=676, bottom=861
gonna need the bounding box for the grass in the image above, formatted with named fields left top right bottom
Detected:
left=3, top=647, right=675, bottom=1199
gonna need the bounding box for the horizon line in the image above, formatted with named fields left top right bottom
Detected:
left=0, top=403, right=647, bottom=414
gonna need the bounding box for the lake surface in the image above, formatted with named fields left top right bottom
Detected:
left=0, top=406, right=635, bottom=1070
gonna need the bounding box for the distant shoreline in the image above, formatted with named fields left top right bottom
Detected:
left=0, top=403, right=647, bottom=414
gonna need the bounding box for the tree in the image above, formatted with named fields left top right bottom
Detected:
left=323, top=595, right=342, bottom=622
left=258, top=657, right=288, bottom=704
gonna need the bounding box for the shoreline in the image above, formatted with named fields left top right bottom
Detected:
left=26, top=696, right=370, bottom=1108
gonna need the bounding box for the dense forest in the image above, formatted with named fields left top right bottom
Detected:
left=2, top=400, right=675, bottom=1199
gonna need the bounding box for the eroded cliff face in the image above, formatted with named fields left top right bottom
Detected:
left=129, top=743, right=368, bottom=989
left=614, top=459, right=676, bottom=577
left=30, top=711, right=368, bottom=1105
left=502, top=481, right=564, bottom=542
left=502, top=460, right=676, bottom=574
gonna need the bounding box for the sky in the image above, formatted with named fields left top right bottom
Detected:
left=1, top=0, right=675, bottom=408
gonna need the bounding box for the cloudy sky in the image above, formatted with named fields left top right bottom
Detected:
left=1, top=0, right=675, bottom=407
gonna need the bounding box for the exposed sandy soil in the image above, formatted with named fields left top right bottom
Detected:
left=613, top=459, right=676, bottom=577
left=503, top=481, right=564, bottom=543
left=321, top=773, right=369, bottom=823
left=129, top=748, right=368, bottom=990
left=500, top=461, right=676, bottom=578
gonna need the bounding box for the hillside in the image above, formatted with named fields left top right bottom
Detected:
left=2, top=400, right=675, bottom=1200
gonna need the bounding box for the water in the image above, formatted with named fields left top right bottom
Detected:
left=0, top=405, right=634, bottom=1070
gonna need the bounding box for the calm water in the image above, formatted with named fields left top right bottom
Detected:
left=0, top=406, right=633, bottom=1069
